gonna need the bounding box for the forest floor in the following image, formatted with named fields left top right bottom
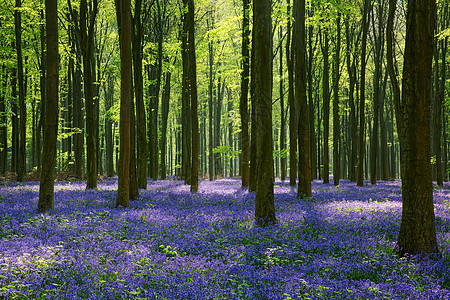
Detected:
left=1, top=178, right=450, bottom=299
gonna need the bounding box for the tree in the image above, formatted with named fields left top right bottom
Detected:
left=389, top=0, right=439, bottom=256
left=160, top=65, right=171, bottom=180
left=115, top=0, right=132, bottom=208
left=357, top=0, right=370, bottom=187
left=181, top=1, right=192, bottom=185
left=345, top=15, right=358, bottom=182
left=287, top=0, right=296, bottom=187
left=132, top=0, right=148, bottom=189
left=0, top=63, right=6, bottom=175
left=370, top=0, right=385, bottom=185
left=333, top=12, right=341, bottom=186
left=279, top=26, right=286, bottom=182
left=254, top=0, right=275, bottom=226
left=182, top=0, right=199, bottom=192
left=38, top=0, right=59, bottom=212
left=240, top=0, right=250, bottom=187
left=294, top=0, right=311, bottom=197
left=15, top=0, right=26, bottom=182
left=321, top=28, right=330, bottom=184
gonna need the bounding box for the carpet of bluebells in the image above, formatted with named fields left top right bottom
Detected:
left=1, top=178, right=450, bottom=299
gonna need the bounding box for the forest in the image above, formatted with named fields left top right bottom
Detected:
left=1, top=0, right=450, bottom=298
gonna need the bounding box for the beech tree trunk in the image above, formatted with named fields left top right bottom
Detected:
left=132, top=0, right=148, bottom=188
left=370, top=0, right=384, bottom=185
left=254, top=0, right=275, bottom=226
left=182, top=0, right=199, bottom=192
left=279, top=26, right=286, bottom=182
left=38, top=0, right=58, bottom=212
left=104, top=73, right=114, bottom=177
left=287, top=0, right=296, bottom=186
left=294, top=0, right=311, bottom=197
left=0, top=64, right=6, bottom=175
left=307, top=7, right=315, bottom=181
left=321, top=30, right=330, bottom=184
left=345, top=18, right=358, bottom=182
left=160, top=68, right=171, bottom=180
left=214, top=75, right=223, bottom=177
left=240, top=0, right=250, bottom=187
left=115, top=0, right=132, bottom=208
left=357, top=0, right=370, bottom=187
left=333, top=12, right=341, bottom=186
left=392, top=0, right=439, bottom=256
left=15, top=0, right=26, bottom=181
left=181, top=0, right=192, bottom=185
left=208, top=12, right=214, bottom=181
left=11, top=66, right=18, bottom=173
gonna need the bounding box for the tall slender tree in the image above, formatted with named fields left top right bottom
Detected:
left=132, top=0, right=148, bottom=189
left=186, top=0, right=199, bottom=192
left=38, top=0, right=59, bottom=212
left=321, top=29, right=330, bottom=184
left=279, top=26, right=286, bottom=182
left=333, top=12, right=341, bottom=186
left=240, top=0, right=250, bottom=187
left=15, top=0, right=26, bottom=181
left=254, top=0, right=275, bottom=226
left=388, top=0, right=439, bottom=256
left=370, top=0, right=385, bottom=185
left=357, top=0, right=370, bottom=187
left=345, top=17, right=358, bottom=182
left=115, top=0, right=132, bottom=208
left=287, top=0, right=296, bottom=186
left=294, top=0, right=311, bottom=197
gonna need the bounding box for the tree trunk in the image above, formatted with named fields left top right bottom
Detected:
left=254, top=0, right=275, bottom=226
left=307, top=7, right=315, bottom=181
left=380, top=71, right=389, bottom=180
left=357, top=0, right=370, bottom=187
left=73, top=63, right=83, bottom=180
left=249, top=22, right=257, bottom=192
left=294, top=0, right=311, bottom=197
left=15, top=0, right=26, bottom=181
left=115, top=0, right=132, bottom=208
left=393, top=0, right=439, bottom=256
left=333, top=12, right=341, bottom=186
left=11, top=66, right=18, bottom=174
left=345, top=18, right=358, bottom=182
left=279, top=26, right=286, bottom=182
left=240, top=0, right=250, bottom=186
left=287, top=0, right=296, bottom=186
left=0, top=64, right=6, bottom=175
left=105, top=73, right=114, bottom=177
left=181, top=2, right=192, bottom=185
left=227, top=88, right=234, bottom=177
left=214, top=76, right=223, bottom=177
left=37, top=10, right=46, bottom=173
left=370, top=0, right=384, bottom=185
left=38, top=0, right=58, bottom=212
left=129, top=91, right=139, bottom=199
left=132, top=0, right=148, bottom=188
left=322, top=29, right=330, bottom=184
left=184, top=0, right=199, bottom=192
left=440, top=4, right=448, bottom=182
left=208, top=13, right=214, bottom=181
left=160, top=69, right=171, bottom=180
